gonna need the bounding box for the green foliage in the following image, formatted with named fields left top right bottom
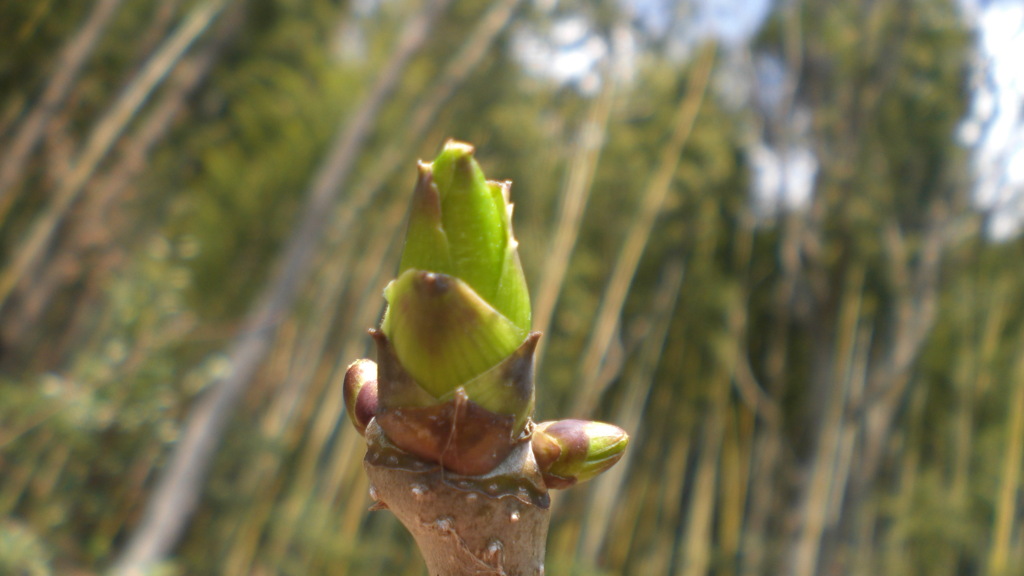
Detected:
left=1, top=0, right=1022, bottom=574
left=0, top=2, right=87, bottom=114
left=161, top=0, right=351, bottom=319
left=0, top=520, right=51, bottom=576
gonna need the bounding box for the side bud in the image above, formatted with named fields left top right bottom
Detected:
left=531, top=420, right=629, bottom=489
left=343, top=359, right=379, bottom=435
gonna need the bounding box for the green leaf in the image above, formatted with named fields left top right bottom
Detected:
left=383, top=270, right=527, bottom=398
left=394, top=140, right=530, bottom=331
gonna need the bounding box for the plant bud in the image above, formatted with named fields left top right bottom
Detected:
left=394, top=140, right=530, bottom=332
left=371, top=141, right=537, bottom=475
left=343, top=359, right=379, bottom=435
left=372, top=328, right=539, bottom=476
left=531, top=419, right=629, bottom=489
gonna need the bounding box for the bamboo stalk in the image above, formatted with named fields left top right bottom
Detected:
left=219, top=315, right=305, bottom=574
left=260, top=193, right=407, bottom=565
left=0, top=0, right=230, bottom=314
left=787, top=263, right=865, bottom=576
left=986, top=337, right=1024, bottom=576
left=93, top=444, right=164, bottom=555
left=741, top=219, right=804, bottom=576
left=676, top=365, right=729, bottom=576
left=885, top=376, right=928, bottom=576
left=10, top=2, right=241, bottom=362
left=612, top=341, right=694, bottom=574
left=0, top=0, right=125, bottom=218
left=577, top=259, right=685, bottom=564
left=718, top=405, right=746, bottom=576
left=531, top=58, right=617, bottom=360
left=572, top=44, right=717, bottom=418
left=836, top=326, right=872, bottom=574
left=262, top=200, right=406, bottom=568
left=649, top=431, right=693, bottom=575
left=109, top=3, right=453, bottom=572
left=0, top=430, right=52, bottom=516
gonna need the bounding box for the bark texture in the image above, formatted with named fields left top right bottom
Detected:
left=363, top=420, right=551, bottom=576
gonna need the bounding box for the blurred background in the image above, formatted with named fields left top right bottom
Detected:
left=1, top=0, right=1023, bottom=574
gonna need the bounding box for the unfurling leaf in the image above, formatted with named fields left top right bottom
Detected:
left=367, top=141, right=536, bottom=475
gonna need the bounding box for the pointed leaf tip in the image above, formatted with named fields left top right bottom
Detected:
left=392, top=141, right=530, bottom=330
